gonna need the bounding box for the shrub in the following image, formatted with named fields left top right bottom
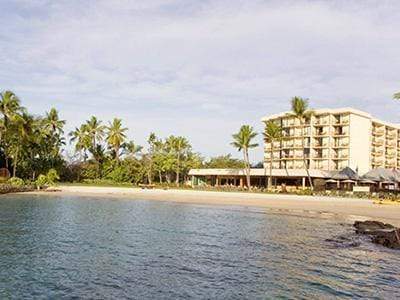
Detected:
left=46, top=169, right=60, bottom=185
left=36, top=174, right=48, bottom=189
left=8, top=177, right=25, bottom=187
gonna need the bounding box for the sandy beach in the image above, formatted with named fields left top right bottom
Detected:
left=26, top=185, right=400, bottom=226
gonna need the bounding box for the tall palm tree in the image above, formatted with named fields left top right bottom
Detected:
left=106, top=118, right=127, bottom=161
left=43, top=108, right=65, bottom=135
left=11, top=112, right=35, bottom=177
left=231, top=125, right=258, bottom=188
left=146, top=132, right=157, bottom=184
left=0, top=91, right=24, bottom=169
left=69, top=125, right=91, bottom=161
left=288, top=96, right=314, bottom=190
left=166, top=136, right=191, bottom=186
left=263, top=120, right=283, bottom=190
left=85, top=116, right=105, bottom=150
left=0, top=91, right=23, bottom=127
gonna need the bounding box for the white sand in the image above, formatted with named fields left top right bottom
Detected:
left=28, top=185, right=400, bottom=226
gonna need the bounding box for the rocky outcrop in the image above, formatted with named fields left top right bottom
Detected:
left=354, top=221, right=400, bottom=249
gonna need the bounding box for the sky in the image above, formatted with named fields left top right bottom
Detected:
left=0, top=0, right=399, bottom=163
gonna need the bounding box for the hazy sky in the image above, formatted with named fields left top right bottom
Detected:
left=1, top=0, right=399, bottom=162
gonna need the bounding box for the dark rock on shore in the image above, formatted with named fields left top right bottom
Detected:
left=354, top=221, right=400, bottom=249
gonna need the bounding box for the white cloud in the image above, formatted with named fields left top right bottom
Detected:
left=0, top=0, right=400, bottom=162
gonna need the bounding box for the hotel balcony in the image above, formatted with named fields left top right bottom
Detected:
left=372, top=139, right=384, bottom=147
left=386, top=142, right=396, bottom=148
left=372, top=149, right=384, bottom=156
left=332, top=155, right=349, bottom=160
left=313, top=143, right=329, bottom=148
left=314, top=118, right=329, bottom=126
left=314, top=131, right=328, bottom=137
left=332, top=142, right=349, bottom=148
left=385, top=152, right=396, bottom=159
left=372, top=157, right=384, bottom=164
left=372, top=129, right=385, bottom=136
left=332, top=118, right=349, bottom=125
left=386, top=133, right=397, bottom=139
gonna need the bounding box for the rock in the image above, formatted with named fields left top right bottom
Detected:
left=372, top=229, right=400, bottom=249
left=354, top=221, right=400, bottom=249
left=354, top=220, right=394, bottom=234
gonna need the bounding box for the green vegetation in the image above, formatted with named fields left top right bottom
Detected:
left=394, top=92, right=400, bottom=100
left=263, top=120, right=283, bottom=190
left=204, top=154, right=245, bottom=169
left=231, top=125, right=259, bottom=188
left=0, top=90, right=213, bottom=186
left=288, top=96, right=314, bottom=190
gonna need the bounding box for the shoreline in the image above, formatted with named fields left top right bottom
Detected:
left=22, top=185, right=400, bottom=226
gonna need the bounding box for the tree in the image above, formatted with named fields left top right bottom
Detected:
left=231, top=125, right=258, bottom=188
left=146, top=132, right=157, bottom=184
left=106, top=118, right=127, bottom=162
left=263, top=120, right=282, bottom=190
left=165, top=136, right=191, bottom=186
left=85, top=116, right=105, bottom=150
left=288, top=96, right=314, bottom=190
left=205, top=154, right=245, bottom=169
left=10, top=112, right=35, bottom=177
left=69, top=125, right=91, bottom=161
left=0, top=91, right=23, bottom=128
left=394, top=92, right=400, bottom=100
left=0, top=91, right=24, bottom=168
left=122, top=141, right=143, bottom=158
left=43, top=108, right=65, bottom=136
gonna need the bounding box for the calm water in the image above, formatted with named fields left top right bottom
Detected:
left=0, top=194, right=399, bottom=299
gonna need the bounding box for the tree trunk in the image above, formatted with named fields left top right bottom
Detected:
left=159, top=171, right=162, bottom=184
left=243, top=148, right=251, bottom=188
left=176, top=153, right=180, bottom=186
left=300, top=119, right=314, bottom=191
left=148, top=154, right=153, bottom=185
left=268, top=145, right=273, bottom=190
left=166, top=173, right=171, bottom=184
left=12, top=149, right=18, bottom=178
left=115, top=145, right=119, bottom=162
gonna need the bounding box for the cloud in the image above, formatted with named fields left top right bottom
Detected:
left=0, top=0, right=399, bottom=162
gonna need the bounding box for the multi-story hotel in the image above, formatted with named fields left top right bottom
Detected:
left=262, top=108, right=400, bottom=175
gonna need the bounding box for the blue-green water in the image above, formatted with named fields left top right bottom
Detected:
left=0, top=194, right=399, bottom=299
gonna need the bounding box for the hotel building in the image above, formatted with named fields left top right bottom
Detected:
left=262, top=108, right=400, bottom=175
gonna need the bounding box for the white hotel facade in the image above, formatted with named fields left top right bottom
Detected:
left=262, top=107, right=400, bottom=175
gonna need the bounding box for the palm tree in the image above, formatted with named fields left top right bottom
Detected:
left=85, top=116, right=105, bottom=150
left=0, top=91, right=23, bottom=128
left=263, top=120, right=282, bottom=190
left=43, top=108, right=65, bottom=135
left=69, top=125, right=91, bottom=161
left=0, top=91, right=24, bottom=169
left=146, top=132, right=157, bottom=184
left=288, top=96, right=314, bottom=190
left=10, top=112, right=35, bottom=177
left=231, top=125, right=258, bottom=188
left=394, top=92, right=400, bottom=100
left=122, top=141, right=143, bottom=158
left=166, top=136, right=191, bottom=186
left=106, top=118, right=127, bottom=161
